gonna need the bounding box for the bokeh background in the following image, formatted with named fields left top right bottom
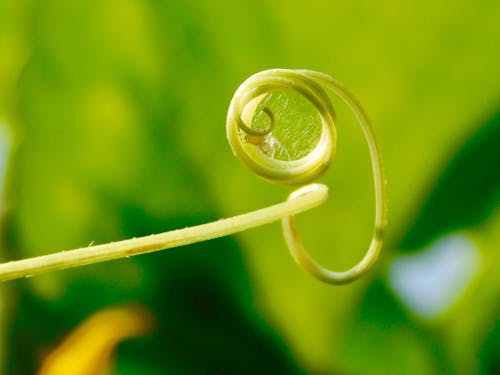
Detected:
left=0, top=0, right=499, bottom=374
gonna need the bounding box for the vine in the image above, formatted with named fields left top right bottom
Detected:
left=0, top=69, right=386, bottom=284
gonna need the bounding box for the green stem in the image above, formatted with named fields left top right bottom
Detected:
left=0, top=184, right=328, bottom=282
left=283, top=70, right=387, bottom=284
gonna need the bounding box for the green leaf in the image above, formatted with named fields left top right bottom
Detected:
left=400, top=110, right=500, bottom=251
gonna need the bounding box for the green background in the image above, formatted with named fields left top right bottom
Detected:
left=0, top=0, right=499, bottom=373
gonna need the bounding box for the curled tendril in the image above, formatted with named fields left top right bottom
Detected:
left=227, top=69, right=337, bottom=185
left=0, top=69, right=386, bottom=285
left=227, top=69, right=387, bottom=284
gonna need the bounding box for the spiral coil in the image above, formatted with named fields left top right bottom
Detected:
left=0, top=69, right=386, bottom=284
left=226, top=69, right=387, bottom=284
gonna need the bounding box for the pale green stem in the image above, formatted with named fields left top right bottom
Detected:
left=0, top=69, right=387, bottom=285
left=0, top=184, right=328, bottom=282
left=280, top=70, right=387, bottom=284
left=227, top=69, right=387, bottom=284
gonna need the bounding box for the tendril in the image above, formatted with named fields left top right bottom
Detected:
left=227, top=69, right=337, bottom=185
left=0, top=69, right=386, bottom=285
left=227, top=69, right=387, bottom=284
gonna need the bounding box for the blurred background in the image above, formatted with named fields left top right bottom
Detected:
left=0, top=0, right=499, bottom=374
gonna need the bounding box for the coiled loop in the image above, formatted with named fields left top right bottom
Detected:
left=226, top=69, right=337, bottom=185
left=226, top=69, right=387, bottom=284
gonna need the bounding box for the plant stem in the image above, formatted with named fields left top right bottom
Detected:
left=282, top=70, right=387, bottom=284
left=0, top=184, right=328, bottom=282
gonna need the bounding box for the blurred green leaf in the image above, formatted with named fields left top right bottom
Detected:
left=477, top=315, right=500, bottom=375
left=337, top=280, right=445, bottom=375
left=400, top=110, right=500, bottom=251
left=338, top=112, right=500, bottom=375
